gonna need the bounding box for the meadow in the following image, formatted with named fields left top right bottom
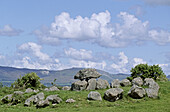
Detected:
left=0, top=81, right=169, bottom=112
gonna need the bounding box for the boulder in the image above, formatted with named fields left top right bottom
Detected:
left=104, top=88, right=123, bottom=102
left=13, top=91, right=24, bottom=95
left=62, top=86, right=71, bottom=91
left=74, top=68, right=102, bottom=81
left=96, top=79, right=110, bottom=89
left=71, top=80, right=87, bottom=91
left=25, top=88, right=34, bottom=93
left=87, top=91, right=102, bottom=101
left=128, top=85, right=146, bottom=99
left=47, top=86, right=59, bottom=91
left=143, top=78, right=155, bottom=86
left=86, top=79, right=97, bottom=90
left=148, top=81, right=160, bottom=91
left=120, top=79, right=131, bottom=87
left=111, top=79, right=120, bottom=88
left=65, top=99, right=76, bottom=103
left=1, top=94, right=13, bottom=103
left=132, top=77, right=143, bottom=86
left=36, top=99, right=50, bottom=108
left=24, top=92, right=44, bottom=106
left=145, top=88, right=159, bottom=98
left=46, top=95, right=62, bottom=104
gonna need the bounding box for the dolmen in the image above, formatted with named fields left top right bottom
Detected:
left=71, top=68, right=110, bottom=91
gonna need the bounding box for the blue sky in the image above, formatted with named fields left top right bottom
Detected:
left=0, top=0, right=170, bottom=75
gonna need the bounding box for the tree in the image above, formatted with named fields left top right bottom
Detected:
left=128, top=64, right=167, bottom=81
left=11, top=72, right=42, bottom=89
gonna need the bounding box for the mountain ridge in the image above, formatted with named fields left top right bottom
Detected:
left=0, top=66, right=130, bottom=86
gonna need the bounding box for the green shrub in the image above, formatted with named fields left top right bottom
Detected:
left=11, top=72, right=42, bottom=89
left=130, top=64, right=167, bottom=81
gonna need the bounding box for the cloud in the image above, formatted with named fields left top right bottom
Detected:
left=18, top=42, right=50, bottom=61
left=149, top=30, right=170, bottom=45
left=34, top=11, right=170, bottom=48
left=0, top=25, right=22, bottom=36
left=111, top=52, right=129, bottom=73
left=132, top=58, right=147, bottom=67
left=142, top=0, right=170, bottom=6
left=69, top=59, right=107, bottom=70
left=64, top=48, right=93, bottom=60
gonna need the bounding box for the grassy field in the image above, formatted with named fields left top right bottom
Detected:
left=0, top=81, right=170, bottom=112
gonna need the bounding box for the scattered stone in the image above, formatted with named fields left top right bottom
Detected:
left=87, top=91, right=102, bottom=101
left=24, top=92, right=44, bottom=106
left=13, top=91, right=24, bottom=95
left=104, top=88, right=124, bottom=102
left=44, top=86, right=59, bottom=91
left=62, top=86, right=71, bottom=91
left=74, top=68, right=102, bottom=81
left=145, top=88, right=159, bottom=98
left=33, top=89, right=39, bottom=93
left=1, top=94, right=13, bottom=103
left=132, top=77, right=143, bottom=86
left=25, top=88, right=34, bottom=93
left=96, top=79, right=110, bottom=89
left=86, top=79, right=97, bottom=90
left=111, top=79, right=120, bottom=88
left=143, top=78, right=155, bottom=86
left=120, top=79, right=131, bottom=87
left=65, top=99, right=76, bottom=103
left=128, top=85, right=146, bottom=99
left=36, top=99, right=50, bottom=108
left=46, top=95, right=62, bottom=104
left=71, top=80, right=87, bottom=91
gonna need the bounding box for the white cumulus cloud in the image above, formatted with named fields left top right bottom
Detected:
left=132, top=58, right=147, bottom=67
left=64, top=48, right=93, bottom=60
left=111, top=52, right=129, bottom=73
left=18, top=42, right=50, bottom=61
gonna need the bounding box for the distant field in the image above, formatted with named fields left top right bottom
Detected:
left=0, top=81, right=170, bottom=112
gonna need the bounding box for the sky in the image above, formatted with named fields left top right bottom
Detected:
left=0, top=0, right=170, bottom=75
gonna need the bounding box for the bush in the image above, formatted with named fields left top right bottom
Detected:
left=130, top=64, right=167, bottom=81
left=11, top=72, right=42, bottom=89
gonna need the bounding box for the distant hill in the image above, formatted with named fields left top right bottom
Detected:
left=0, top=66, right=130, bottom=86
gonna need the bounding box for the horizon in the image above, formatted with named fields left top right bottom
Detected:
left=0, top=0, right=170, bottom=75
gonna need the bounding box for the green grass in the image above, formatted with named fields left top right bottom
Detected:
left=0, top=81, right=170, bottom=112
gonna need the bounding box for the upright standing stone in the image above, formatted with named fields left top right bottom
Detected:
left=86, top=78, right=97, bottom=90
left=71, top=80, right=88, bottom=91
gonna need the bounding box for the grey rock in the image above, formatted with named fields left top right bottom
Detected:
left=148, top=81, right=160, bottom=91
left=111, top=79, right=120, bottom=88
left=128, top=85, right=146, bottom=99
left=36, top=99, right=50, bottom=108
left=33, top=89, right=39, bottom=93
left=87, top=91, right=102, bottom=101
left=132, top=77, right=143, bottom=86
left=1, top=94, right=13, bottom=103
left=145, top=88, right=159, bottom=98
left=13, top=91, right=24, bottom=95
left=86, top=79, right=97, bottom=90
left=62, top=86, right=71, bottom=91
left=46, top=95, right=62, bottom=104
left=120, top=79, right=131, bottom=87
left=96, top=79, right=110, bottom=90
left=143, top=78, right=155, bottom=86
left=71, top=80, right=87, bottom=91
left=24, top=92, right=44, bottom=106
left=74, top=68, right=102, bottom=81
left=44, top=86, right=59, bottom=91
left=104, top=88, right=124, bottom=102
left=25, top=88, right=34, bottom=93
left=65, top=99, right=76, bottom=103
